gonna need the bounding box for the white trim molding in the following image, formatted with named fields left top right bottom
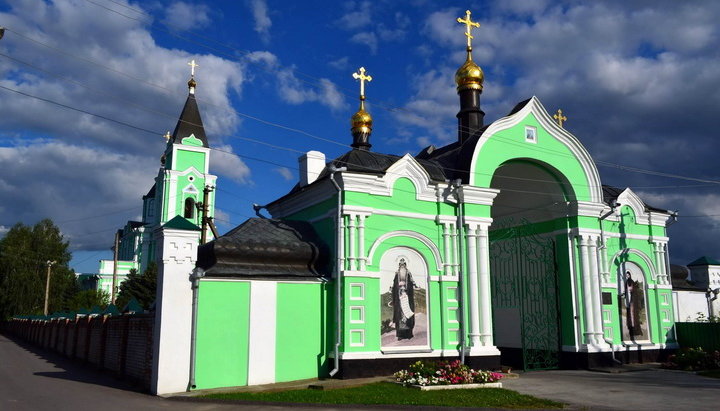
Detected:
left=366, top=230, right=444, bottom=271
left=469, top=96, right=604, bottom=204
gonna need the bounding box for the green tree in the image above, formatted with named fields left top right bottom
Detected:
left=68, top=289, right=109, bottom=311
left=115, top=262, right=157, bottom=310
left=0, top=219, right=77, bottom=319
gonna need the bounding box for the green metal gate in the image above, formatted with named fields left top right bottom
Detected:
left=489, top=220, right=560, bottom=370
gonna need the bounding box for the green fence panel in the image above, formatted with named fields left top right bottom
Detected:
left=676, top=322, right=720, bottom=351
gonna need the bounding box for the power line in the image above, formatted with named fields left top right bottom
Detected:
left=0, top=79, right=708, bottom=207
left=7, top=23, right=717, bottom=190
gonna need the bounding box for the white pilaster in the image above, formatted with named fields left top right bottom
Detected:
left=477, top=224, right=493, bottom=346
left=465, top=224, right=481, bottom=347
left=587, top=236, right=603, bottom=344
left=151, top=225, right=201, bottom=395
left=577, top=235, right=597, bottom=346
left=442, top=223, right=452, bottom=276
left=358, top=215, right=367, bottom=271
left=247, top=281, right=277, bottom=385
left=654, top=241, right=668, bottom=285
left=347, top=214, right=357, bottom=271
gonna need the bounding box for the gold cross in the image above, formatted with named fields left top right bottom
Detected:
left=352, top=67, right=373, bottom=98
left=554, top=109, right=568, bottom=128
left=163, top=131, right=171, bottom=142
left=457, top=10, right=480, bottom=50
left=188, top=59, right=199, bottom=77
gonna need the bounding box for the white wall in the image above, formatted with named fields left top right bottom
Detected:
left=673, top=290, right=709, bottom=322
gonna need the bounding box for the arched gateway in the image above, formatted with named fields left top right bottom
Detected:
left=149, top=10, right=678, bottom=393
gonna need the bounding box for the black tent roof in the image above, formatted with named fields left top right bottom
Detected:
left=196, top=218, right=329, bottom=279
left=171, top=93, right=209, bottom=147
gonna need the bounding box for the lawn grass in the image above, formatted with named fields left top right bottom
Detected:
left=698, top=369, right=720, bottom=379
left=203, top=382, right=564, bottom=409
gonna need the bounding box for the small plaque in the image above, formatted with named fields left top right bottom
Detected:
left=602, top=292, right=612, bottom=305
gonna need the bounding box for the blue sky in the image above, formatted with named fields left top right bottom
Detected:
left=1, top=0, right=719, bottom=273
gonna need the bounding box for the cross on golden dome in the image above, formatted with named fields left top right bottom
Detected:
left=352, top=67, right=373, bottom=99
left=188, top=59, right=199, bottom=77
left=457, top=10, right=480, bottom=51
left=554, top=109, right=568, bottom=128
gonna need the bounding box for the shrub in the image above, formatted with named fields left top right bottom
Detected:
left=664, top=347, right=720, bottom=371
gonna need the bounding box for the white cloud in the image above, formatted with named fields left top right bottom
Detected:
left=274, top=167, right=294, bottom=181
left=350, top=31, right=378, bottom=54
left=248, top=51, right=347, bottom=111
left=0, top=0, right=249, bottom=251
left=0, top=141, right=156, bottom=250
left=162, top=2, right=211, bottom=31
left=338, top=1, right=372, bottom=30
left=211, top=145, right=252, bottom=184
left=248, top=0, right=272, bottom=43
left=329, top=56, right=350, bottom=70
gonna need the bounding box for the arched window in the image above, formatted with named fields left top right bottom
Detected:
left=184, top=197, right=195, bottom=219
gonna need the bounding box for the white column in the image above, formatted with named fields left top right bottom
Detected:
left=151, top=225, right=201, bottom=395
left=247, top=281, right=277, bottom=385
left=577, top=235, right=596, bottom=346
left=656, top=242, right=668, bottom=285
left=477, top=224, right=493, bottom=346
left=663, top=243, right=671, bottom=285
left=338, top=210, right=345, bottom=272
left=442, top=223, right=452, bottom=276
left=588, top=236, right=603, bottom=344
left=347, top=214, right=357, bottom=271
left=358, top=215, right=367, bottom=271
left=465, top=224, right=481, bottom=347
left=598, top=242, right=610, bottom=283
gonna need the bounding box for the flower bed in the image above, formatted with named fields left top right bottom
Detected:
left=394, top=360, right=503, bottom=388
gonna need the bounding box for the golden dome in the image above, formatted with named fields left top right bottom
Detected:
left=455, top=54, right=484, bottom=91
left=188, top=77, right=197, bottom=89
left=351, top=102, right=373, bottom=133
left=350, top=99, right=373, bottom=149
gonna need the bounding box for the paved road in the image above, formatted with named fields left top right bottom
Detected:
left=503, top=368, right=720, bottom=410
left=0, top=334, right=393, bottom=411
left=3, top=333, right=720, bottom=410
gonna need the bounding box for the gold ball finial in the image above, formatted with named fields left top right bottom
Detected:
left=455, top=58, right=484, bottom=91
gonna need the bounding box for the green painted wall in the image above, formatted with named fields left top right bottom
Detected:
left=174, top=149, right=205, bottom=172
left=275, top=282, right=330, bottom=382
left=472, top=113, right=592, bottom=202
left=195, top=281, right=250, bottom=389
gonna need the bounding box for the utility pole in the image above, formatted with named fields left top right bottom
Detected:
left=111, top=231, right=119, bottom=305
left=198, top=185, right=215, bottom=244
left=43, top=260, right=56, bottom=316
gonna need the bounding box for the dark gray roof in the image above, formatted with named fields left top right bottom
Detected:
left=602, top=185, right=671, bottom=213
left=322, top=149, right=447, bottom=182
left=143, top=183, right=156, bottom=199
left=196, top=218, right=329, bottom=279
left=172, top=93, right=209, bottom=147
left=670, top=264, right=703, bottom=290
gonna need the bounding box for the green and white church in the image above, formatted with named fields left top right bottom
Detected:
left=98, top=65, right=217, bottom=295
left=148, top=12, right=678, bottom=395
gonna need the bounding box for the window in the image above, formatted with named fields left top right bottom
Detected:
left=525, top=126, right=537, bottom=143
left=184, top=197, right=195, bottom=218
